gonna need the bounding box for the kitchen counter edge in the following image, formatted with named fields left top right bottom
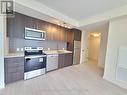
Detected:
left=4, top=53, right=24, bottom=58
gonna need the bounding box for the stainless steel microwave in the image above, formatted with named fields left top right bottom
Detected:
left=25, top=27, right=46, bottom=40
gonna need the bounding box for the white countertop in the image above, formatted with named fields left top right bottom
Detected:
left=4, top=50, right=72, bottom=58
left=4, top=53, right=24, bottom=58
left=44, top=50, right=72, bottom=55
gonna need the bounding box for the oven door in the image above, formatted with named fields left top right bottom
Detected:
left=25, top=56, right=46, bottom=72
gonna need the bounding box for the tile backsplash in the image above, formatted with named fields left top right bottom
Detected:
left=9, top=38, right=67, bottom=53
left=9, top=38, right=24, bottom=53
left=25, top=39, right=67, bottom=50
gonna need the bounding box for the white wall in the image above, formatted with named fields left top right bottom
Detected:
left=80, top=26, right=108, bottom=65
left=88, top=35, right=101, bottom=61
left=0, top=16, right=5, bottom=89
left=104, top=16, right=127, bottom=89
left=98, top=26, right=109, bottom=68
left=80, top=31, right=89, bottom=64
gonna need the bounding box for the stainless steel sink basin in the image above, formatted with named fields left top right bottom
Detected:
left=57, top=50, right=72, bottom=54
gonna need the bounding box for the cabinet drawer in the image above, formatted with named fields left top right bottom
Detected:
left=7, top=67, right=17, bottom=73
left=5, top=57, right=24, bottom=63
left=7, top=62, right=24, bottom=68
left=5, top=57, right=24, bottom=67
left=12, top=72, right=24, bottom=82
left=16, top=66, right=24, bottom=72
left=7, top=65, right=24, bottom=73
left=5, top=72, right=24, bottom=84
left=58, top=54, right=65, bottom=68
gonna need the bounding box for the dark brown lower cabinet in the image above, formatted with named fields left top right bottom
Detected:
left=58, top=53, right=73, bottom=68
left=58, top=54, right=65, bottom=68
left=4, top=57, right=24, bottom=84
left=64, top=53, right=73, bottom=67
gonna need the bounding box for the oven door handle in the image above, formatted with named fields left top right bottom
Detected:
left=25, top=55, right=46, bottom=59
left=26, top=58, right=31, bottom=61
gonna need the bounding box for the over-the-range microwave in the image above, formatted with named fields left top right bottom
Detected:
left=25, top=27, right=46, bottom=40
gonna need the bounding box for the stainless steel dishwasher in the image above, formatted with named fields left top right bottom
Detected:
left=46, top=54, right=58, bottom=72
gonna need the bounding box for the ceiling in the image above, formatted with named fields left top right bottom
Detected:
left=15, top=0, right=127, bottom=28
left=36, top=0, right=127, bottom=21
left=15, top=3, right=75, bottom=29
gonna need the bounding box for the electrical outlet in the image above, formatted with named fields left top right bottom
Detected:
left=16, top=48, right=20, bottom=51
left=48, top=48, right=50, bottom=51
left=21, top=48, right=24, bottom=51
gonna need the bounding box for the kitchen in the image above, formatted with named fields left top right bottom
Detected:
left=4, top=12, right=82, bottom=84
left=1, top=0, right=127, bottom=94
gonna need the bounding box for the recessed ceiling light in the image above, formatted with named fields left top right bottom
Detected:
left=57, top=23, right=60, bottom=26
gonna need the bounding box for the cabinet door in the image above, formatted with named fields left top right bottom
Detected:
left=15, top=13, right=25, bottom=38
left=37, top=20, right=48, bottom=40
left=37, top=19, right=43, bottom=30
left=25, top=16, right=35, bottom=29
left=7, top=17, right=14, bottom=37
left=64, top=53, right=73, bottom=67
left=67, top=30, right=74, bottom=51
left=58, top=28, right=67, bottom=42
left=61, top=29, right=67, bottom=42
left=51, top=25, right=59, bottom=41
left=58, top=54, right=65, bottom=68
left=68, top=53, right=73, bottom=66
left=57, top=27, right=63, bottom=42
left=7, top=12, right=25, bottom=38
left=4, top=57, right=24, bottom=84
left=72, top=29, right=82, bottom=41
left=34, top=18, right=42, bottom=30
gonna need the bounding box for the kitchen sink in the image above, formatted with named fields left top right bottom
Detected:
left=57, top=50, right=72, bottom=54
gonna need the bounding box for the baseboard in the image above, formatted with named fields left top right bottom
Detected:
left=80, top=61, right=85, bottom=64
left=103, top=76, right=127, bottom=90
left=88, top=58, right=98, bottom=62
left=0, top=84, right=5, bottom=89
left=98, top=63, right=104, bottom=68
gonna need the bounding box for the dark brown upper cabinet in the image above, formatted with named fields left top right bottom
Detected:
left=66, top=30, right=74, bottom=51
left=71, top=28, right=82, bottom=41
left=51, top=25, right=58, bottom=41
left=57, top=26, right=67, bottom=42
left=7, top=12, right=79, bottom=43
left=25, top=16, right=34, bottom=29
left=7, top=12, right=25, bottom=39
left=25, top=16, right=40, bottom=30
left=43, top=23, right=67, bottom=42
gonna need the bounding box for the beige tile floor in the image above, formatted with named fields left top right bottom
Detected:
left=0, top=60, right=127, bottom=95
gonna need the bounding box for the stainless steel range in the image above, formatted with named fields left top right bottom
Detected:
left=24, top=47, right=46, bottom=80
